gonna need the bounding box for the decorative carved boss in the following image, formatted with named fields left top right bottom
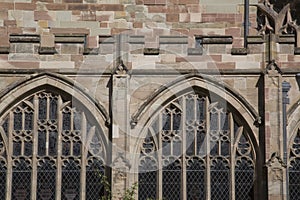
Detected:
left=257, top=0, right=300, bottom=46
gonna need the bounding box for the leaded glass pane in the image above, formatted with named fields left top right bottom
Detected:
left=12, top=158, right=31, bottom=200
left=139, top=156, right=157, bottom=200
left=86, top=158, right=105, bottom=200
left=62, top=159, right=80, bottom=200
left=0, top=91, right=106, bottom=200
left=162, top=160, right=181, bottom=200
left=290, top=158, right=300, bottom=200
left=186, top=157, right=205, bottom=200
left=138, top=93, right=255, bottom=200
left=37, top=159, right=56, bottom=200
left=235, top=157, right=254, bottom=200
left=38, top=130, right=46, bottom=156
left=39, top=95, right=47, bottom=120
left=0, top=158, right=6, bottom=200
left=210, top=158, right=230, bottom=200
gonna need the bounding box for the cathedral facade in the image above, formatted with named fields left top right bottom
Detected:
left=0, top=0, right=299, bottom=199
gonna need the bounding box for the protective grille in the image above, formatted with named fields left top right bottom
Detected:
left=0, top=162, right=6, bottom=200
left=186, top=158, right=206, bottom=200
left=162, top=162, right=181, bottom=200
left=62, top=160, right=80, bottom=200
left=37, top=159, right=56, bottom=200
left=12, top=159, right=32, bottom=200
left=235, top=158, right=254, bottom=200
left=211, top=158, right=230, bottom=200
left=86, top=158, right=105, bottom=200
left=289, top=158, right=300, bottom=200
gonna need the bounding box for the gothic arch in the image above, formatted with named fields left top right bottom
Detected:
left=132, top=75, right=260, bottom=147
left=132, top=75, right=261, bottom=200
left=0, top=72, right=109, bottom=125
left=287, top=102, right=300, bottom=199
left=0, top=72, right=110, bottom=199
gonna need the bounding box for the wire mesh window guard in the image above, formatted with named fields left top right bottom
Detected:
left=0, top=91, right=106, bottom=200
left=138, top=93, right=255, bottom=200
left=289, top=130, right=300, bottom=200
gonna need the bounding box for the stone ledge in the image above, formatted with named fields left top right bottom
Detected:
left=83, top=48, right=99, bottom=55
left=195, top=35, right=233, bottom=44
left=10, top=34, right=40, bottom=43
left=247, top=35, right=265, bottom=44
left=128, top=36, right=144, bottom=44
left=38, top=47, right=57, bottom=54
left=0, top=46, right=9, bottom=54
left=294, top=47, right=300, bottom=55
left=159, top=36, right=188, bottom=44
left=277, top=34, right=295, bottom=44
left=231, top=48, right=248, bottom=55
left=143, top=48, right=159, bottom=55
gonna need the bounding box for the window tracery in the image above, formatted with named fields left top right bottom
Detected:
left=138, top=93, right=255, bottom=200
left=0, top=90, right=106, bottom=200
left=289, top=130, right=300, bottom=200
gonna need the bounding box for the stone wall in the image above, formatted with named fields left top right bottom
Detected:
left=0, top=0, right=300, bottom=199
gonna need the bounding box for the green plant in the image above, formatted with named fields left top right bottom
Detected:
left=98, top=174, right=138, bottom=200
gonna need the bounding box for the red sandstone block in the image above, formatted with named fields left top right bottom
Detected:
left=0, top=10, right=8, bottom=20
left=178, top=0, right=199, bottom=4
left=15, top=3, right=36, bottom=10
left=32, top=0, right=53, bottom=2
left=86, top=36, right=99, bottom=48
left=100, top=22, right=109, bottom=28
left=63, top=0, right=83, bottom=3
left=208, top=62, right=235, bottom=69
left=68, top=4, right=89, bottom=10
left=4, top=20, right=16, bottom=26
left=8, top=27, right=22, bottom=34
left=170, top=29, right=188, bottom=35
left=90, top=4, right=124, bottom=11
left=8, top=62, right=40, bottom=68
left=167, top=5, right=188, bottom=13
left=156, top=0, right=166, bottom=4
left=0, top=3, right=14, bottom=10
left=0, top=35, right=9, bottom=47
left=133, top=22, right=143, bottom=28
left=136, top=0, right=144, bottom=5
left=225, top=28, right=242, bottom=37
left=144, top=0, right=155, bottom=4
left=111, top=28, right=129, bottom=35
left=46, top=3, right=67, bottom=10
left=34, top=11, right=53, bottom=21
left=71, top=55, right=83, bottom=62
left=0, top=27, right=7, bottom=35
left=166, top=14, right=179, bottom=22
left=50, top=28, right=90, bottom=35
left=148, top=5, right=167, bottom=13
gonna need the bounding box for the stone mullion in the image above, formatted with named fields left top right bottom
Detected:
left=182, top=97, right=186, bottom=200
left=158, top=112, right=163, bottom=200
left=31, top=95, right=39, bottom=200
left=80, top=113, right=87, bottom=200
left=56, top=96, right=63, bottom=200
left=229, top=113, right=235, bottom=200
left=6, top=111, right=13, bottom=200
left=205, top=97, right=211, bottom=200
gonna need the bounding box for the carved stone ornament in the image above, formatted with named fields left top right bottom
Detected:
left=265, top=60, right=282, bottom=75
left=257, top=0, right=300, bottom=35
left=266, top=152, right=286, bottom=181
left=114, top=60, right=128, bottom=75
left=112, top=153, right=131, bottom=182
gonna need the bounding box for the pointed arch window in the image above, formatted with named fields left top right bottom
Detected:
left=289, top=130, right=300, bottom=200
left=0, top=91, right=106, bottom=200
left=138, top=93, right=256, bottom=200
